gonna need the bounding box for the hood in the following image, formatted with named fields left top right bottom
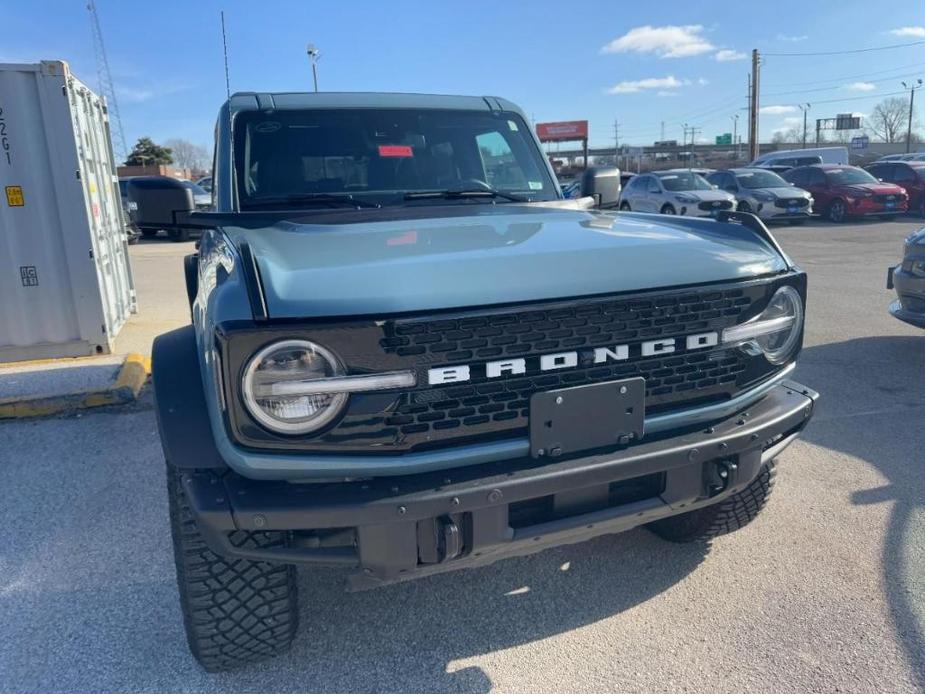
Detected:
left=838, top=182, right=904, bottom=195
left=677, top=189, right=733, bottom=202
left=221, top=205, right=788, bottom=319
left=754, top=186, right=809, bottom=199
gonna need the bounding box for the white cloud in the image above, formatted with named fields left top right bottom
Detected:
left=607, top=75, right=688, bottom=94
left=760, top=105, right=797, bottom=114
left=714, top=49, right=746, bottom=62
left=776, top=34, right=808, bottom=42
left=890, top=26, right=925, bottom=37
left=846, top=81, right=876, bottom=91
left=601, top=25, right=714, bottom=58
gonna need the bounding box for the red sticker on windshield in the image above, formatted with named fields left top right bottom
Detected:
left=378, top=145, right=413, bottom=157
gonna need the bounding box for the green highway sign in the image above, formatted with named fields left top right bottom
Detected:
left=715, top=133, right=732, bottom=145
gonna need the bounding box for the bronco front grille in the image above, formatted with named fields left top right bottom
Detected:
left=221, top=278, right=797, bottom=454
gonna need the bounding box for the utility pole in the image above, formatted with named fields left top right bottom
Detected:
left=902, top=80, right=922, bottom=153
left=306, top=43, right=321, bottom=92
left=748, top=49, right=760, bottom=162
left=798, top=104, right=810, bottom=148
left=660, top=121, right=665, bottom=142
left=688, top=126, right=701, bottom=169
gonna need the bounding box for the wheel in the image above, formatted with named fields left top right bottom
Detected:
left=168, top=227, right=191, bottom=242
left=660, top=204, right=676, bottom=215
left=647, top=461, right=777, bottom=543
left=826, top=199, right=846, bottom=223
left=619, top=201, right=631, bottom=211
left=141, top=229, right=158, bottom=239
left=167, top=465, right=298, bottom=672
left=736, top=200, right=752, bottom=213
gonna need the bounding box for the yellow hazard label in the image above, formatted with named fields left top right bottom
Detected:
left=5, top=186, right=24, bottom=207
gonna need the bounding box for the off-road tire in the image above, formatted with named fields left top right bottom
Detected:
left=167, top=465, right=299, bottom=672
left=647, top=460, right=777, bottom=543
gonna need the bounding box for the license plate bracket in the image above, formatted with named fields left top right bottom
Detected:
left=529, top=377, right=646, bottom=459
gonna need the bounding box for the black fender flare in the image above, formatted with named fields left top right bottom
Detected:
left=183, top=254, right=198, bottom=309
left=152, top=325, right=227, bottom=469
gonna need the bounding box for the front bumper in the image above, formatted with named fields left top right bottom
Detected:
left=887, top=265, right=925, bottom=328
left=754, top=204, right=812, bottom=222
left=183, top=380, right=817, bottom=589
left=849, top=199, right=908, bottom=216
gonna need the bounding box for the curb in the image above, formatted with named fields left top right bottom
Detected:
left=0, top=353, right=151, bottom=420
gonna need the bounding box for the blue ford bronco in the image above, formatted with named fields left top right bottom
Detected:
left=152, top=92, right=818, bottom=671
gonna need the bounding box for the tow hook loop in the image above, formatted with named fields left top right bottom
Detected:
left=441, top=517, right=462, bottom=561
left=706, top=460, right=738, bottom=497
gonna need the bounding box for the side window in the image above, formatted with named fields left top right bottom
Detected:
left=808, top=169, right=827, bottom=187
left=476, top=131, right=528, bottom=188
left=866, top=164, right=884, bottom=180
left=785, top=169, right=804, bottom=187
left=721, top=173, right=736, bottom=190
left=647, top=177, right=662, bottom=194
left=626, top=176, right=643, bottom=192
left=893, top=165, right=915, bottom=184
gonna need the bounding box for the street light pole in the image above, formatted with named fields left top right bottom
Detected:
left=306, top=43, right=321, bottom=92
left=731, top=114, right=739, bottom=161
left=902, top=80, right=922, bottom=153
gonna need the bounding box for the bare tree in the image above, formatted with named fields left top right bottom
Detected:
left=164, top=139, right=211, bottom=171
left=771, top=126, right=802, bottom=144
left=866, top=97, right=913, bottom=143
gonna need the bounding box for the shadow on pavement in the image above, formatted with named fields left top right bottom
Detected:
left=797, top=335, right=925, bottom=688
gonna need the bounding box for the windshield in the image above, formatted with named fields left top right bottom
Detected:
left=826, top=168, right=878, bottom=185
left=233, top=108, right=557, bottom=210
left=736, top=170, right=788, bottom=189
left=656, top=172, right=713, bottom=192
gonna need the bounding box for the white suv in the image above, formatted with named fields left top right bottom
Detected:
left=619, top=170, right=735, bottom=217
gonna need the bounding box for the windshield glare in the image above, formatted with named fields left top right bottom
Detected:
left=657, top=172, right=713, bottom=192
left=233, top=109, right=556, bottom=210
left=736, top=170, right=787, bottom=189
left=826, top=168, right=877, bottom=185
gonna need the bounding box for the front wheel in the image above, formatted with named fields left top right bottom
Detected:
left=619, top=201, right=631, bottom=211
left=647, top=461, right=777, bottom=543
left=736, top=200, right=752, bottom=213
left=167, top=465, right=299, bottom=672
left=141, top=228, right=158, bottom=239
left=660, top=204, right=676, bottom=215
left=826, top=199, right=847, bottom=223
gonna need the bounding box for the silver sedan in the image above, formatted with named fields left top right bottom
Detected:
left=707, top=168, right=813, bottom=224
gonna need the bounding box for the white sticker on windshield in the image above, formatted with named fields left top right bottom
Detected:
left=528, top=181, right=543, bottom=190
left=508, top=120, right=519, bottom=131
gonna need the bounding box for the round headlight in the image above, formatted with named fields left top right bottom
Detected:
left=242, top=340, right=347, bottom=435
left=755, top=286, right=803, bottom=364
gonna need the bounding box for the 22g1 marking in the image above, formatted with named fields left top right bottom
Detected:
left=0, top=106, right=11, bottom=166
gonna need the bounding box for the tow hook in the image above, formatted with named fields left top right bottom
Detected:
left=706, top=459, right=738, bottom=497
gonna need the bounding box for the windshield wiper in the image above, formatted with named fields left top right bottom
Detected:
left=403, top=187, right=528, bottom=203
left=243, top=193, right=381, bottom=209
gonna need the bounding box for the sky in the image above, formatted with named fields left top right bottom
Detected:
left=3, top=1, right=925, bottom=156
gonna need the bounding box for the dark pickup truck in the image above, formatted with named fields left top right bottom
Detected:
left=151, top=92, right=817, bottom=671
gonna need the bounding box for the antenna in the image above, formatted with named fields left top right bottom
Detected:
left=86, top=0, right=128, bottom=162
left=221, top=11, right=231, bottom=102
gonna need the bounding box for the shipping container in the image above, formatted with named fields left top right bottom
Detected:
left=0, top=60, right=136, bottom=362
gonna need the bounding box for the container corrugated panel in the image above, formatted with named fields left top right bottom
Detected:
left=0, top=60, right=136, bottom=362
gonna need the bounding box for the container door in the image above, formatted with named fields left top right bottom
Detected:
left=68, top=76, right=137, bottom=339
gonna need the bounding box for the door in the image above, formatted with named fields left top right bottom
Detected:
left=644, top=176, right=663, bottom=212
left=891, top=164, right=922, bottom=206
left=803, top=168, right=829, bottom=207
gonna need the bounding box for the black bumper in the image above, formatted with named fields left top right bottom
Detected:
left=182, top=380, right=818, bottom=590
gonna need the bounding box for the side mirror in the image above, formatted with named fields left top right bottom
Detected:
left=581, top=166, right=621, bottom=208
left=127, top=176, right=195, bottom=237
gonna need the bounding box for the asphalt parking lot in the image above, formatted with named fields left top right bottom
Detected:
left=2, top=217, right=924, bottom=693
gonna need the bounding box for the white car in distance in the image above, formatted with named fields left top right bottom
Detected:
left=619, top=170, right=735, bottom=217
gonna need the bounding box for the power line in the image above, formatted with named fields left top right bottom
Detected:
left=763, top=69, right=925, bottom=98
left=765, top=39, right=925, bottom=57
left=763, top=60, right=925, bottom=89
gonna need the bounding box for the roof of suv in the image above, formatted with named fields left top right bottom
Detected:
left=227, top=91, right=522, bottom=114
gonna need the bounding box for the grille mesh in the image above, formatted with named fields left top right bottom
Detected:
left=377, top=286, right=758, bottom=443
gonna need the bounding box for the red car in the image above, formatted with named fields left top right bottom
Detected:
left=865, top=160, right=925, bottom=217
left=783, top=164, right=908, bottom=222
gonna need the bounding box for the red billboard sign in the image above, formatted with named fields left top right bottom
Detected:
left=536, top=120, right=589, bottom=142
